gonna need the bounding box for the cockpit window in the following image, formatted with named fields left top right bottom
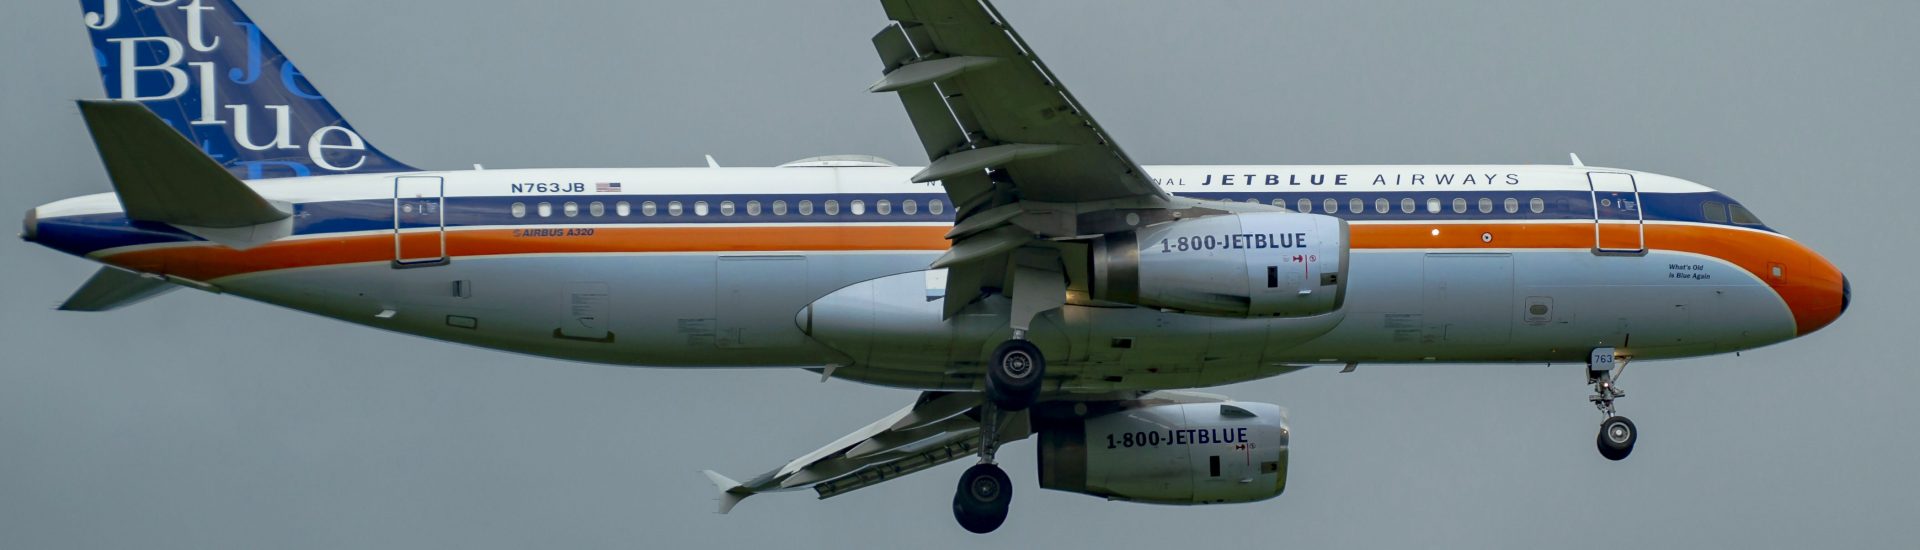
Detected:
left=1728, top=204, right=1764, bottom=226
left=1701, top=201, right=1728, bottom=223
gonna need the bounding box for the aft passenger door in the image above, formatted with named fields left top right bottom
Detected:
left=1587, top=172, right=1644, bottom=254
left=393, top=176, right=447, bottom=267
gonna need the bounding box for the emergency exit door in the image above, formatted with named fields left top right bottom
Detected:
left=394, top=176, right=447, bottom=266
left=1587, top=172, right=1644, bottom=254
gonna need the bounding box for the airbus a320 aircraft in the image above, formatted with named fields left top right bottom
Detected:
left=28, top=0, right=1848, bottom=534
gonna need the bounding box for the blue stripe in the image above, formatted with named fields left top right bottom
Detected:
left=32, top=190, right=1773, bottom=259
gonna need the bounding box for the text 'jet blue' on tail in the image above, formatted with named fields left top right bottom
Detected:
left=79, top=0, right=416, bottom=180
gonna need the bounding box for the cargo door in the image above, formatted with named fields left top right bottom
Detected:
left=716, top=256, right=807, bottom=349
left=1422, top=253, right=1514, bottom=347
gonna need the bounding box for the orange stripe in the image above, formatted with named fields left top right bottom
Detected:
left=104, top=225, right=953, bottom=281
left=1348, top=222, right=1843, bottom=334
left=102, top=221, right=1843, bottom=334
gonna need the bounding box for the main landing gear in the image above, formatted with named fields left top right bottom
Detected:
left=1587, top=347, right=1637, bottom=461
left=987, top=338, right=1044, bottom=412
left=953, top=335, right=1043, bottom=534
left=954, top=260, right=1064, bottom=533
left=953, top=411, right=1014, bottom=534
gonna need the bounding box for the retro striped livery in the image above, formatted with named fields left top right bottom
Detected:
left=30, top=0, right=1848, bottom=534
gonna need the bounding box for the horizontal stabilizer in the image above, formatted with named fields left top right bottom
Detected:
left=701, top=470, right=752, bottom=514
left=78, top=100, right=293, bottom=249
left=59, top=267, right=176, bottom=312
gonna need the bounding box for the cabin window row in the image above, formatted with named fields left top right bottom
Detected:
left=509, top=198, right=947, bottom=220
left=1257, top=196, right=1549, bottom=215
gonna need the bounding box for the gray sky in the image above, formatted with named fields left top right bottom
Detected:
left=4, top=1, right=1917, bottom=548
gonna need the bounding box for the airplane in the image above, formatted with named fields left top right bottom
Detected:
left=27, top=0, right=1848, bottom=534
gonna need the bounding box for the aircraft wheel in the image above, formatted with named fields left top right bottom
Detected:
left=986, top=340, right=1044, bottom=411
left=1596, top=416, right=1637, bottom=461
left=952, top=463, right=1012, bottom=534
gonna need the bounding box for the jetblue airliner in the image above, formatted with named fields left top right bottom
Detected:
left=28, top=0, right=1848, bottom=533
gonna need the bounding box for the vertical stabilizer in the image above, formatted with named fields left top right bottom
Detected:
left=78, top=0, right=416, bottom=180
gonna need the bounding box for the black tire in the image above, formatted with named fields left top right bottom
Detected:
left=986, top=340, right=1044, bottom=411
left=952, top=463, right=1013, bottom=534
left=1596, top=416, right=1637, bottom=461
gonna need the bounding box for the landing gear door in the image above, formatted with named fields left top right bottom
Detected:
left=1587, top=172, right=1644, bottom=254
left=394, top=176, right=447, bottom=267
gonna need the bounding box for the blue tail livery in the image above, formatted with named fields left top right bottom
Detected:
left=79, top=0, right=416, bottom=180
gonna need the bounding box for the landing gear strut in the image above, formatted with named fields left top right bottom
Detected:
left=1588, top=348, right=1636, bottom=461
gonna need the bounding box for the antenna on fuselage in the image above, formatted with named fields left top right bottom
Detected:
left=1570, top=153, right=1586, bottom=167
left=706, top=155, right=722, bottom=168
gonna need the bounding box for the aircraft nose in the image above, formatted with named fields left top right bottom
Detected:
left=21, top=208, right=37, bottom=242
left=1786, top=251, right=1847, bottom=336
left=1841, top=275, right=1851, bottom=316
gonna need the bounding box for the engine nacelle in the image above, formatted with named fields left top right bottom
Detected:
left=1036, top=401, right=1290, bottom=505
left=1090, top=212, right=1348, bottom=318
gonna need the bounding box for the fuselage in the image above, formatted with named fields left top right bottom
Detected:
left=24, top=163, right=1849, bottom=391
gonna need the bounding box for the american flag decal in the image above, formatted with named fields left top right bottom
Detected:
left=595, top=182, right=622, bottom=193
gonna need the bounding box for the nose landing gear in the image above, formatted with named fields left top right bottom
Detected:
left=1588, top=347, right=1636, bottom=461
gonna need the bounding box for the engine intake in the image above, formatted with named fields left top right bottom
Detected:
left=1036, top=401, right=1290, bottom=505
left=1091, top=212, right=1348, bottom=317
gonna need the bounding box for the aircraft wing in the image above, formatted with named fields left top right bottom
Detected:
left=701, top=391, right=1030, bottom=513
left=701, top=389, right=1247, bottom=513
left=871, top=0, right=1218, bottom=318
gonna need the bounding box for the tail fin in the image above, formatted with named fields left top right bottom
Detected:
left=78, top=0, right=416, bottom=180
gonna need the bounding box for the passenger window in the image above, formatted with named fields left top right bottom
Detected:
left=1451, top=198, right=1467, bottom=214
left=1349, top=198, right=1364, bottom=214
left=511, top=202, right=526, bottom=219
left=746, top=201, right=761, bottom=216
left=668, top=201, right=684, bottom=216
left=877, top=200, right=892, bottom=215
left=537, top=202, right=553, bottom=218
left=797, top=200, right=813, bottom=216
left=850, top=200, right=865, bottom=216
left=642, top=201, right=657, bottom=216
left=589, top=201, right=605, bottom=217
left=930, top=199, right=945, bottom=215
left=720, top=201, right=735, bottom=216
left=1504, top=198, right=1519, bottom=214
left=563, top=201, right=580, bottom=218
left=1323, top=198, right=1338, bottom=213
left=1426, top=198, right=1441, bottom=214
left=1477, top=198, right=1492, bottom=214
left=772, top=200, right=788, bottom=216
left=825, top=200, right=841, bottom=216
left=1729, top=204, right=1764, bottom=225
left=1400, top=198, right=1415, bottom=214
left=1702, top=201, right=1729, bottom=223
left=903, top=199, right=918, bottom=215
left=1375, top=198, right=1389, bottom=213
left=1297, top=198, right=1312, bottom=212
left=616, top=201, right=631, bottom=217
left=1528, top=198, right=1545, bottom=214
left=694, top=201, right=710, bottom=216
left=1271, top=198, right=1286, bottom=208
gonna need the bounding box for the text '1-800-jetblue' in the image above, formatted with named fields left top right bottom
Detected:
left=27, top=0, right=1849, bottom=534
